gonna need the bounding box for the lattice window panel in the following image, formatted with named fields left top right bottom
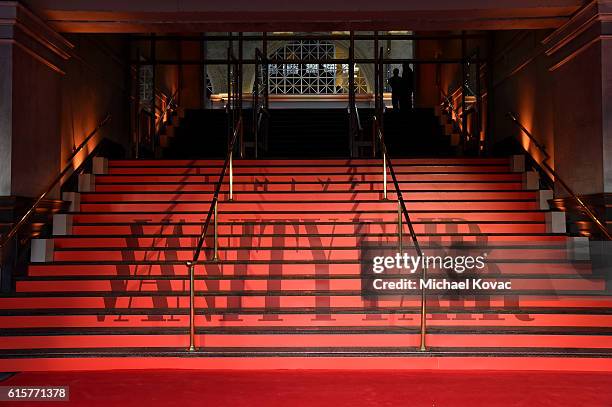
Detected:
left=268, top=40, right=368, bottom=95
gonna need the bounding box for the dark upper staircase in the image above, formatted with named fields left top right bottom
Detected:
left=163, top=107, right=452, bottom=159
left=266, top=109, right=349, bottom=158
left=383, top=109, right=453, bottom=156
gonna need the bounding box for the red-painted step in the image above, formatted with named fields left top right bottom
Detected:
left=27, top=261, right=592, bottom=277
left=91, top=182, right=525, bottom=194
left=81, top=191, right=537, bottom=203
left=2, top=332, right=610, bottom=350
left=3, top=295, right=612, bottom=311
left=51, top=247, right=572, bottom=262
left=108, top=158, right=512, bottom=167
left=95, top=173, right=523, bottom=184
left=78, top=201, right=539, bottom=213
left=70, top=223, right=551, bottom=235
left=107, top=165, right=513, bottom=175
left=15, top=277, right=605, bottom=293
left=4, top=313, right=612, bottom=329
left=71, top=211, right=547, bottom=223
left=52, top=235, right=569, bottom=249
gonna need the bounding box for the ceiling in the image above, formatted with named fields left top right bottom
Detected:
left=22, top=0, right=587, bottom=33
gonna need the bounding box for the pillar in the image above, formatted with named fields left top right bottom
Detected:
left=0, top=2, right=72, bottom=291
left=544, top=0, right=612, bottom=237
left=0, top=2, right=72, bottom=198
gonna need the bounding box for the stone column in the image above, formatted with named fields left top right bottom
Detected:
left=0, top=2, right=73, bottom=198
left=0, top=2, right=72, bottom=291
left=544, top=0, right=612, bottom=197
left=544, top=0, right=612, bottom=238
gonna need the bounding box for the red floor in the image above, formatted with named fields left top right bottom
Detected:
left=3, top=370, right=612, bottom=406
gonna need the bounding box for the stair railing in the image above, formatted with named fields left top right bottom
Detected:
left=507, top=112, right=612, bottom=240
left=440, top=90, right=462, bottom=133
left=227, top=48, right=243, bottom=159
left=252, top=48, right=269, bottom=158
left=186, top=113, right=242, bottom=352
left=0, top=114, right=111, bottom=289
left=371, top=45, right=428, bottom=349
left=153, top=89, right=179, bottom=153
left=372, top=112, right=428, bottom=351
left=136, top=88, right=177, bottom=159
left=347, top=102, right=363, bottom=157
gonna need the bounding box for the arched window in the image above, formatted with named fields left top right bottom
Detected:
left=268, top=40, right=368, bottom=95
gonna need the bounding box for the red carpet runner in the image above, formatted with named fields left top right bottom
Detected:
left=3, top=370, right=612, bottom=406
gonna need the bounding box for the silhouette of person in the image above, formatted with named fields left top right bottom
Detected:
left=401, top=63, right=414, bottom=111
left=388, top=68, right=402, bottom=111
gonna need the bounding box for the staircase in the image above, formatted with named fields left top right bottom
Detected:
left=383, top=109, right=453, bottom=156
left=1, top=158, right=611, bottom=371
left=164, top=110, right=234, bottom=159
left=267, top=109, right=349, bottom=157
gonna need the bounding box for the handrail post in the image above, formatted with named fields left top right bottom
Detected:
left=213, top=200, right=219, bottom=261
left=398, top=199, right=402, bottom=253
left=187, top=261, right=196, bottom=352
left=374, top=118, right=427, bottom=351
left=229, top=150, right=234, bottom=201
left=186, top=116, right=242, bottom=352
left=419, top=264, right=427, bottom=351
left=383, top=153, right=387, bottom=200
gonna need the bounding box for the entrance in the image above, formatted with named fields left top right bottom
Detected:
left=132, top=32, right=487, bottom=159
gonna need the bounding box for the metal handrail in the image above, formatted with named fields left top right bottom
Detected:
left=507, top=111, right=612, bottom=240
left=152, top=89, right=178, bottom=156
left=348, top=101, right=365, bottom=157
left=0, top=114, right=112, bottom=256
left=442, top=93, right=461, bottom=124
left=155, top=89, right=178, bottom=134
left=354, top=104, right=363, bottom=133
left=253, top=48, right=269, bottom=158
left=372, top=114, right=428, bottom=351
left=254, top=106, right=269, bottom=158
left=226, top=49, right=242, bottom=153
left=186, top=116, right=242, bottom=352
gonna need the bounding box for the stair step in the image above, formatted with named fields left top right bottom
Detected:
left=109, top=158, right=512, bottom=167
left=96, top=173, right=522, bottom=183
left=28, top=261, right=591, bottom=277
left=2, top=295, right=611, bottom=310
left=0, top=330, right=611, bottom=350
left=51, top=247, right=572, bottom=262
left=107, top=165, right=512, bottom=175
left=3, top=312, right=612, bottom=329
left=81, top=191, right=536, bottom=202
left=51, top=235, right=568, bottom=248
left=94, top=182, right=524, bottom=193
left=71, top=211, right=548, bottom=223
left=15, top=278, right=605, bottom=293
left=70, top=223, right=552, bottom=235
left=78, top=201, right=540, bottom=212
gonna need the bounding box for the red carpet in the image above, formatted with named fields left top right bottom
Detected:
left=3, top=370, right=612, bottom=406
